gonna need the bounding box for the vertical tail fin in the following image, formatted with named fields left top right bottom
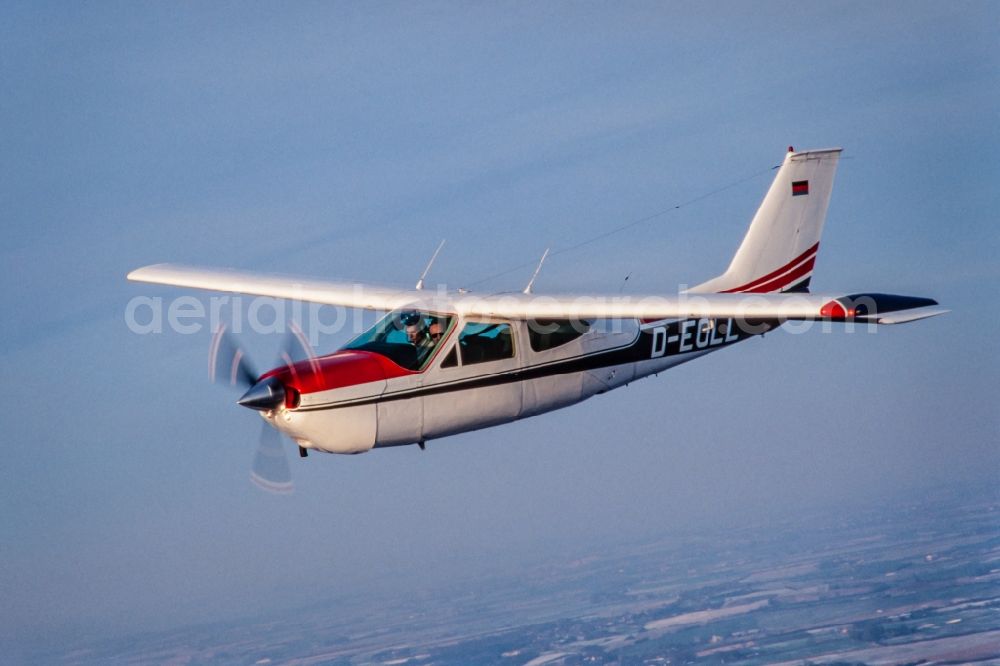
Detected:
left=691, top=147, right=842, bottom=294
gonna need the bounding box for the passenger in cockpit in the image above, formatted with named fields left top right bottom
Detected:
left=428, top=319, right=444, bottom=343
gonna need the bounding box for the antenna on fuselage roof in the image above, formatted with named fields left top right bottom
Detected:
left=522, top=248, right=550, bottom=295
left=415, top=239, right=446, bottom=290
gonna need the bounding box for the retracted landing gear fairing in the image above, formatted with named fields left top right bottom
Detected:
left=129, top=148, right=946, bottom=491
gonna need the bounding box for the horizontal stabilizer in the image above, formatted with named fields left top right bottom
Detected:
left=859, top=306, right=950, bottom=325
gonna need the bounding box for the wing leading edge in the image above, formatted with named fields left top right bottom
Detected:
left=449, top=291, right=946, bottom=325
left=127, top=264, right=946, bottom=325
left=127, top=263, right=423, bottom=311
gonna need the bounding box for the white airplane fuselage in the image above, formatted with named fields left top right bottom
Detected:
left=264, top=313, right=772, bottom=454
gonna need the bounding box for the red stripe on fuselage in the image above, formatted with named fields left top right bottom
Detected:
left=721, top=242, right=819, bottom=293
left=738, top=254, right=816, bottom=293
left=260, top=350, right=414, bottom=395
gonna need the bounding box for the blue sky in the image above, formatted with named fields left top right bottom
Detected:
left=1, top=1, right=998, bottom=656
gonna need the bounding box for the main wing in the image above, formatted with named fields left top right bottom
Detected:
left=127, top=263, right=947, bottom=325
left=127, top=263, right=424, bottom=311
left=449, top=292, right=947, bottom=325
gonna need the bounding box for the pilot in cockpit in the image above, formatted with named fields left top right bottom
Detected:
left=404, top=313, right=435, bottom=363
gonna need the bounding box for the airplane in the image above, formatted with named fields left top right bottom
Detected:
left=128, top=147, right=947, bottom=492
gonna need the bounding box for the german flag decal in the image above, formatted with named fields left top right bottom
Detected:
left=792, top=180, right=809, bottom=196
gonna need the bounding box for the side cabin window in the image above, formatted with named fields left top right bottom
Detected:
left=440, top=345, right=458, bottom=368
left=343, top=311, right=453, bottom=371
left=528, top=319, right=589, bottom=353
left=457, top=321, right=514, bottom=365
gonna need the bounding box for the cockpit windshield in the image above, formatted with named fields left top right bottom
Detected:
left=343, top=310, right=453, bottom=371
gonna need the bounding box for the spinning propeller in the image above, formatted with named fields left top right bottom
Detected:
left=208, top=322, right=317, bottom=494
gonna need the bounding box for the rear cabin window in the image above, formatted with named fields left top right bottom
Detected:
left=528, top=319, right=589, bottom=353
left=458, top=322, right=514, bottom=365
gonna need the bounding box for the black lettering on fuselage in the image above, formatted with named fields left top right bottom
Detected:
left=678, top=320, right=696, bottom=352
left=651, top=326, right=667, bottom=358
left=647, top=317, right=747, bottom=359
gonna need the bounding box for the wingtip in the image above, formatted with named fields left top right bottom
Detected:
left=126, top=263, right=167, bottom=282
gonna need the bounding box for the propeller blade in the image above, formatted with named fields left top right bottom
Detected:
left=250, top=422, right=293, bottom=494
left=209, top=325, right=258, bottom=388
left=278, top=320, right=320, bottom=383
